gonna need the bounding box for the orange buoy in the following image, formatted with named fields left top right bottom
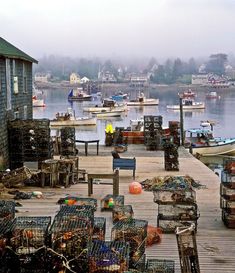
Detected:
left=129, top=181, right=142, bottom=194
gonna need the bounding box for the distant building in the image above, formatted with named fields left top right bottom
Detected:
left=191, top=74, right=208, bottom=85
left=34, top=72, right=50, bottom=83
left=225, top=65, right=235, bottom=79
left=0, top=37, right=37, bottom=166
left=98, top=71, right=117, bottom=83
left=198, top=64, right=206, bottom=74
left=80, top=76, right=90, bottom=84
left=70, top=73, right=81, bottom=84
left=129, top=74, right=149, bottom=87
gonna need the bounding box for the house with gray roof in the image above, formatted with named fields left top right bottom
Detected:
left=0, top=37, right=38, bottom=168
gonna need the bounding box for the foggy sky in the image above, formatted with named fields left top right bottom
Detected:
left=1, top=0, right=235, bottom=60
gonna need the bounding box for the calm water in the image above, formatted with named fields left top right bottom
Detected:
left=33, top=87, right=235, bottom=145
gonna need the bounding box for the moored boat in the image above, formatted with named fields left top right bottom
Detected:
left=167, top=98, right=205, bottom=110
left=185, top=126, right=235, bottom=156
left=206, top=91, right=220, bottom=99
left=32, top=95, right=45, bottom=107
left=83, top=99, right=128, bottom=112
left=50, top=109, right=96, bottom=127
left=180, top=89, right=197, bottom=98
left=127, top=93, right=159, bottom=106
left=92, top=109, right=124, bottom=118
left=68, top=88, right=92, bottom=101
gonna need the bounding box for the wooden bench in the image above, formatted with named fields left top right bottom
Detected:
left=112, top=157, right=136, bottom=179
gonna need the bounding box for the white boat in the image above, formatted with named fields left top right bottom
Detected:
left=180, top=89, right=197, bottom=98
left=50, top=109, right=96, bottom=127
left=68, top=88, right=92, bottom=101
left=32, top=95, right=45, bottom=107
left=92, top=109, right=123, bottom=118
left=206, top=91, right=220, bottom=99
left=83, top=99, right=128, bottom=113
left=167, top=98, right=205, bottom=110
left=127, top=93, right=159, bottom=106
left=185, top=127, right=235, bottom=156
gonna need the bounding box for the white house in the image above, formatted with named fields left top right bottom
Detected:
left=70, top=73, right=80, bottom=84
left=191, top=74, right=208, bottom=85
left=34, top=73, right=50, bottom=83
left=80, top=76, right=90, bottom=84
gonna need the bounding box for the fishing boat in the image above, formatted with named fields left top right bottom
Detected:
left=68, top=88, right=92, bottom=101
left=83, top=99, right=128, bottom=113
left=111, top=91, right=128, bottom=101
left=92, top=109, right=123, bottom=118
left=32, top=95, right=45, bottom=107
left=127, top=93, right=159, bottom=106
left=206, top=91, right=220, bottom=99
left=167, top=98, right=205, bottom=110
left=180, top=89, right=197, bottom=98
left=185, top=123, right=235, bottom=156
left=50, top=109, right=96, bottom=127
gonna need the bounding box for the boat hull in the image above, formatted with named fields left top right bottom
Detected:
left=68, top=96, right=92, bottom=101
left=33, top=99, right=45, bottom=107
left=127, top=99, right=159, bottom=106
left=167, top=103, right=205, bottom=110
left=84, top=106, right=127, bottom=112
left=187, top=140, right=235, bottom=156
left=50, top=118, right=96, bottom=127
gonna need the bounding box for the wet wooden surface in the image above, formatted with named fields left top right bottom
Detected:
left=6, top=145, right=235, bottom=273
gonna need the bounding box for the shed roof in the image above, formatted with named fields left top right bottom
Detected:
left=0, top=37, right=38, bottom=63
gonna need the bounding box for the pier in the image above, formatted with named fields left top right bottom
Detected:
left=5, top=145, right=235, bottom=272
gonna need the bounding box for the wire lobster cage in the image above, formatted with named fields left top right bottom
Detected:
left=112, top=205, right=134, bottom=223
left=60, top=197, right=98, bottom=211
left=158, top=203, right=199, bottom=221
left=146, top=258, right=175, bottom=273
left=153, top=189, right=196, bottom=204
left=221, top=170, right=235, bottom=185
left=220, top=197, right=235, bottom=214
left=56, top=204, right=94, bottom=226
left=93, top=217, right=106, bottom=241
left=176, top=224, right=200, bottom=273
left=220, top=184, right=235, bottom=201
left=222, top=209, right=235, bottom=228
left=129, top=253, right=146, bottom=272
left=0, top=200, right=15, bottom=221
left=111, top=219, right=148, bottom=266
left=88, top=240, right=129, bottom=273
left=101, top=194, right=125, bottom=211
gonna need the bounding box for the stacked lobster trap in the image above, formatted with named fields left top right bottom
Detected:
left=111, top=219, right=148, bottom=269
left=153, top=179, right=199, bottom=233
left=49, top=204, right=94, bottom=272
left=220, top=159, right=235, bottom=228
left=4, top=216, right=51, bottom=273
left=101, top=194, right=125, bottom=211
left=168, top=121, right=180, bottom=147
left=88, top=240, right=129, bottom=273
left=146, top=258, right=175, bottom=273
left=8, top=119, right=53, bottom=170
left=60, top=127, right=77, bottom=156
left=112, top=205, right=134, bottom=223
left=163, top=141, right=179, bottom=171
left=144, top=115, right=163, bottom=151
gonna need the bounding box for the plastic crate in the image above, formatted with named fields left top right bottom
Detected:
left=157, top=215, right=198, bottom=233
left=101, top=194, right=124, bottom=211
left=93, top=217, right=106, bottom=241
left=146, top=258, right=175, bottom=273
left=113, top=205, right=134, bottom=223
left=153, top=189, right=196, bottom=204
left=88, top=240, right=129, bottom=273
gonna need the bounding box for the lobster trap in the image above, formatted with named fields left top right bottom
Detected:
left=112, top=205, right=134, bottom=223
left=220, top=183, right=235, bottom=201
left=56, top=204, right=95, bottom=226
left=176, top=224, right=200, bottom=273
left=222, top=210, right=235, bottom=228
left=111, top=219, right=148, bottom=266
left=153, top=189, right=196, bottom=204
left=221, top=171, right=235, bottom=185
left=93, top=217, right=106, bottom=241
left=164, top=142, right=179, bottom=171
left=146, top=258, right=175, bottom=273
left=0, top=200, right=15, bottom=221
left=60, top=197, right=98, bottom=211
left=101, top=194, right=125, bottom=211
left=1, top=166, right=32, bottom=188
left=220, top=198, right=235, bottom=214
left=88, top=240, right=129, bottom=273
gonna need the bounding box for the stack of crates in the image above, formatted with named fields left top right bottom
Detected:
left=60, top=127, right=76, bottom=156
left=169, top=121, right=180, bottom=147
left=144, top=115, right=163, bottom=150
left=5, top=216, right=51, bottom=273
left=49, top=205, right=94, bottom=273
left=111, top=218, right=148, bottom=269
left=221, top=159, right=235, bottom=228
left=153, top=186, right=199, bottom=233
left=88, top=240, right=129, bottom=273
left=8, top=119, right=53, bottom=170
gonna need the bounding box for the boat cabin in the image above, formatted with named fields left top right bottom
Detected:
left=185, top=128, right=213, bottom=146
left=182, top=98, right=194, bottom=106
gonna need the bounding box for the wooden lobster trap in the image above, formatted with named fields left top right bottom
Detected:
left=146, top=258, right=175, bottom=273
left=111, top=219, right=148, bottom=267
left=88, top=240, right=129, bottom=273
left=153, top=189, right=196, bottom=204
left=93, top=217, right=106, bottom=241
left=1, top=166, right=32, bottom=188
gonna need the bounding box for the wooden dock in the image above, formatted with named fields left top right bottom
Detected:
left=6, top=145, right=235, bottom=272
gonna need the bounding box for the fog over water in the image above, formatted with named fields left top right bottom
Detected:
left=1, top=0, right=235, bottom=59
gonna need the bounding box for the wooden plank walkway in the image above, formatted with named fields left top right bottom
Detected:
left=5, top=145, right=235, bottom=273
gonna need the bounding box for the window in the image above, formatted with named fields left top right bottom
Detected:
left=23, top=63, right=27, bottom=93
left=14, top=111, right=20, bottom=119
left=13, top=76, right=19, bottom=94
left=23, top=105, right=27, bottom=119
left=6, top=58, right=11, bottom=110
